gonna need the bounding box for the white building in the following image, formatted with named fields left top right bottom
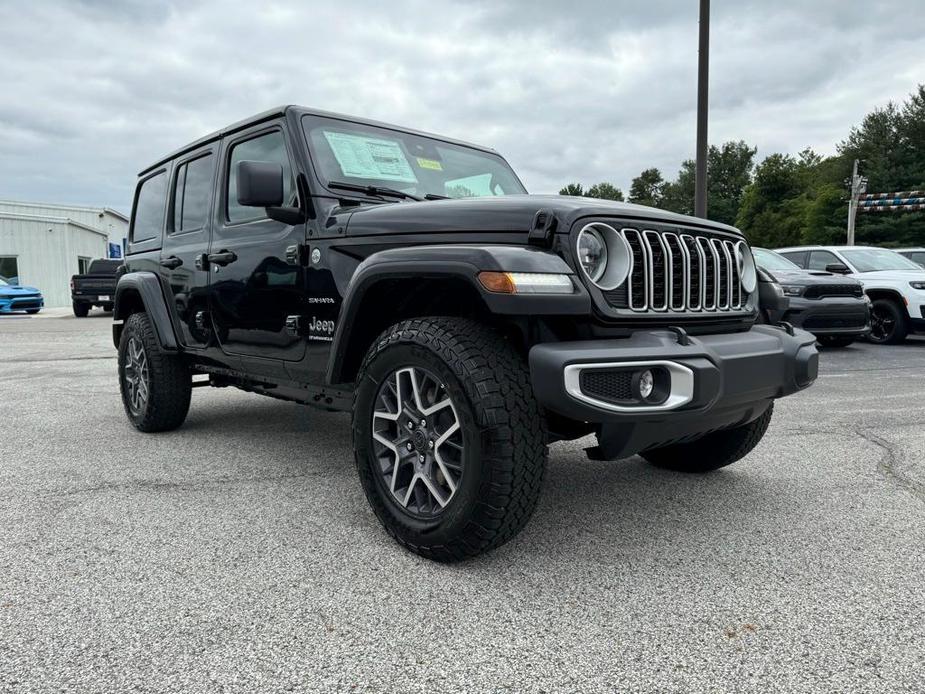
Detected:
left=0, top=200, right=129, bottom=307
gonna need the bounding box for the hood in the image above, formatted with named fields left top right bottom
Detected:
left=0, top=284, right=40, bottom=295
left=341, top=194, right=743, bottom=238
left=765, top=269, right=862, bottom=287
left=849, top=269, right=925, bottom=282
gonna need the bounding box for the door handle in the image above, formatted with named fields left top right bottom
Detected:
left=160, top=256, right=183, bottom=269
left=207, top=250, right=237, bottom=267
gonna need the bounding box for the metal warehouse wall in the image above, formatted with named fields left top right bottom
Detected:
left=0, top=217, right=108, bottom=307
left=0, top=201, right=128, bottom=245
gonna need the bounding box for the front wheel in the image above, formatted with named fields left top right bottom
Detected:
left=118, top=311, right=192, bottom=432
left=868, top=299, right=907, bottom=344
left=641, top=402, right=774, bottom=473
left=353, top=317, right=547, bottom=562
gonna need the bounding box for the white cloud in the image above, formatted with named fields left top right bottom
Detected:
left=0, top=0, right=922, bottom=211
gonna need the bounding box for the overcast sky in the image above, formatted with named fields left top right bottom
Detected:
left=1, top=0, right=922, bottom=214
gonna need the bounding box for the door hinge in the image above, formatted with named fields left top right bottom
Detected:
left=285, top=315, right=302, bottom=336
left=285, top=243, right=309, bottom=265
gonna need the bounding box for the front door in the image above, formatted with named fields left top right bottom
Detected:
left=209, top=124, right=308, bottom=364
left=160, top=148, right=216, bottom=349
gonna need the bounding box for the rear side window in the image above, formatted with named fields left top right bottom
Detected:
left=172, top=153, right=215, bottom=233
left=780, top=250, right=808, bottom=268
left=131, top=171, right=168, bottom=243
left=909, top=252, right=925, bottom=268
left=808, top=250, right=840, bottom=270
left=226, top=130, right=294, bottom=224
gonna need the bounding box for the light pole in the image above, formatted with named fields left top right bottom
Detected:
left=694, top=0, right=710, bottom=219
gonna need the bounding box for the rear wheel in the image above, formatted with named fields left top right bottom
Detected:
left=353, top=317, right=547, bottom=562
left=102, top=302, right=114, bottom=312
left=118, top=311, right=191, bottom=432
left=642, top=403, right=774, bottom=473
left=25, top=309, right=40, bottom=315
left=817, top=335, right=855, bottom=348
left=72, top=301, right=89, bottom=317
left=868, top=299, right=907, bottom=345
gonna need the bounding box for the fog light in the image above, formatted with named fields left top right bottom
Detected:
left=637, top=369, right=654, bottom=399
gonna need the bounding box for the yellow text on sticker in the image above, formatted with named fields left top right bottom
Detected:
left=416, top=157, right=443, bottom=171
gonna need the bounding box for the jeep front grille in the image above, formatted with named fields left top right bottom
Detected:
left=602, top=228, right=748, bottom=313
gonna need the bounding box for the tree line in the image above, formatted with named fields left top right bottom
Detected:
left=559, top=84, right=925, bottom=247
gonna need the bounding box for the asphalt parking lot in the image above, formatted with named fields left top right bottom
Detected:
left=1, top=309, right=923, bottom=693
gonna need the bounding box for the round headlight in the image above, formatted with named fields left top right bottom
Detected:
left=577, top=227, right=607, bottom=283
left=735, top=241, right=758, bottom=294
left=576, top=223, right=632, bottom=290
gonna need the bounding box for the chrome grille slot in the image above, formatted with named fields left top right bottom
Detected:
left=622, top=229, right=647, bottom=310
left=604, top=227, right=750, bottom=313
left=643, top=230, right=668, bottom=311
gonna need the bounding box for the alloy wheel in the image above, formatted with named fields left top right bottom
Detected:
left=869, top=305, right=895, bottom=343
left=123, top=337, right=150, bottom=414
left=371, top=366, right=464, bottom=517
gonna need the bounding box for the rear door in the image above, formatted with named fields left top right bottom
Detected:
left=208, top=122, right=308, bottom=365
left=160, top=147, right=217, bottom=349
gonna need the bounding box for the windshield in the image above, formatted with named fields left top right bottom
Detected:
left=0, top=277, right=8, bottom=286
left=753, top=248, right=801, bottom=272
left=841, top=248, right=922, bottom=272
left=302, top=115, right=527, bottom=200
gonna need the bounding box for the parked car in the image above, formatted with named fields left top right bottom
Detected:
left=71, top=259, right=122, bottom=317
left=776, top=245, right=925, bottom=345
left=0, top=276, right=44, bottom=314
left=895, top=248, right=925, bottom=269
left=752, top=248, right=869, bottom=347
left=114, top=105, right=818, bottom=561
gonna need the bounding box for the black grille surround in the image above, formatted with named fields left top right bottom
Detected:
left=802, top=284, right=864, bottom=299
left=571, top=219, right=757, bottom=322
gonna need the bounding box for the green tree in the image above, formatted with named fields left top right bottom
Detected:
left=559, top=183, right=585, bottom=196
left=585, top=182, right=624, bottom=201
left=660, top=141, right=756, bottom=224
left=628, top=168, right=666, bottom=207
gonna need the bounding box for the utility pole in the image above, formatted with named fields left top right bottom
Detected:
left=694, top=0, right=710, bottom=219
left=846, top=159, right=867, bottom=245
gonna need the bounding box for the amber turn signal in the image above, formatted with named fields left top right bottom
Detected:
left=478, top=271, right=517, bottom=294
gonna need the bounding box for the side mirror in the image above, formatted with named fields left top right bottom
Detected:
left=825, top=262, right=850, bottom=275
left=236, top=161, right=283, bottom=207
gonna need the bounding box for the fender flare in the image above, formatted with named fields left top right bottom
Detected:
left=325, top=244, right=589, bottom=385
left=113, top=272, right=179, bottom=350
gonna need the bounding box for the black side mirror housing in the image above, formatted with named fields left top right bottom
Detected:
left=825, top=262, right=850, bottom=275
left=236, top=161, right=284, bottom=207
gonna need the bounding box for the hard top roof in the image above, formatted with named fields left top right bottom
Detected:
left=139, top=105, right=499, bottom=176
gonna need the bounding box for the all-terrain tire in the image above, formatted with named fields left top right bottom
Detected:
left=73, top=301, right=89, bottom=317
left=118, top=311, right=191, bottom=432
left=641, top=402, right=774, bottom=473
left=868, top=299, right=907, bottom=345
left=353, top=317, right=547, bottom=562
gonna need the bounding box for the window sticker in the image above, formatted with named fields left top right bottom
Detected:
left=323, top=131, right=417, bottom=183
left=416, top=157, right=443, bottom=171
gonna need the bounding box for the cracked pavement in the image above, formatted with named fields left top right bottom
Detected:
left=1, top=309, right=924, bottom=693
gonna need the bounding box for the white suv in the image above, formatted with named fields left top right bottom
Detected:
left=775, top=245, right=925, bottom=344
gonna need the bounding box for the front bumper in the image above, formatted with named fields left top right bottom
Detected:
left=529, top=325, right=818, bottom=459
left=783, top=296, right=870, bottom=337
left=0, top=296, right=44, bottom=313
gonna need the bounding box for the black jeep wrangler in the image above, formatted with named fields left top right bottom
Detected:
left=114, top=106, right=818, bottom=561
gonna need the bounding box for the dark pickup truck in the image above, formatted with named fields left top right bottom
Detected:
left=71, top=259, right=122, bottom=317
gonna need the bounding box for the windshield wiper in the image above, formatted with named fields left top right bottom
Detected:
left=327, top=181, right=423, bottom=201
left=424, top=193, right=450, bottom=200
